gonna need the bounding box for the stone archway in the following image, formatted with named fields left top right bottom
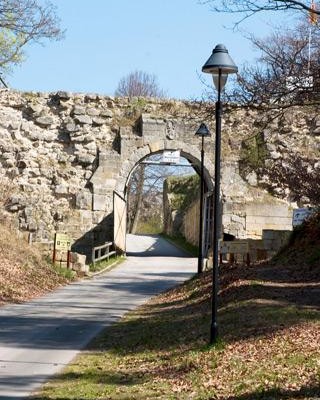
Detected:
left=110, top=123, right=215, bottom=253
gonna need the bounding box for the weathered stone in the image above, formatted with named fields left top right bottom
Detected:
left=76, top=191, right=92, bottom=210
left=21, top=121, right=32, bottom=133
left=9, top=121, right=21, bottom=130
left=35, top=116, right=54, bottom=127
left=28, top=221, right=38, bottom=232
left=55, top=184, right=69, bottom=194
left=74, top=115, right=92, bottom=125
left=56, top=91, right=71, bottom=101
left=73, top=105, right=86, bottom=115
left=246, top=171, right=258, bottom=186
left=92, top=117, right=106, bottom=126
left=70, top=252, right=86, bottom=264
left=100, top=109, right=113, bottom=118
left=29, top=130, right=56, bottom=141
left=270, top=151, right=281, bottom=160
left=93, top=194, right=108, bottom=211
left=77, top=153, right=95, bottom=165
left=72, top=262, right=89, bottom=274
left=312, top=126, right=320, bottom=135
left=28, top=104, right=43, bottom=114
left=65, top=122, right=78, bottom=133
left=86, top=107, right=100, bottom=116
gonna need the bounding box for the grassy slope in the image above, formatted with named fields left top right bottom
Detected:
left=35, top=217, right=320, bottom=400
left=0, top=223, right=71, bottom=304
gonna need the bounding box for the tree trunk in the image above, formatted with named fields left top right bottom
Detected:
left=130, top=165, right=145, bottom=234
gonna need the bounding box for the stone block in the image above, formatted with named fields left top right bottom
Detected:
left=73, top=105, right=86, bottom=115
left=74, top=115, right=92, bottom=125
left=35, top=116, right=54, bottom=127
left=93, top=194, right=108, bottom=211
left=55, top=184, right=69, bottom=194
left=100, top=109, right=113, bottom=118
left=77, top=153, right=95, bottom=165
left=86, top=107, right=100, bottom=116
left=70, top=252, right=86, bottom=264
left=76, top=191, right=92, bottom=210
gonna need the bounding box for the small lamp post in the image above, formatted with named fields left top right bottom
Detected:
left=195, top=123, right=211, bottom=274
left=202, top=44, right=238, bottom=344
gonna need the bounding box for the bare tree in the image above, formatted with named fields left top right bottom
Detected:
left=0, top=0, right=63, bottom=75
left=228, top=21, right=320, bottom=106
left=127, top=154, right=193, bottom=234
left=258, top=154, right=320, bottom=206
left=115, top=70, right=166, bottom=98
left=201, top=1, right=320, bottom=24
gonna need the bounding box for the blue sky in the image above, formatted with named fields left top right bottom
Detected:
left=8, top=0, right=293, bottom=100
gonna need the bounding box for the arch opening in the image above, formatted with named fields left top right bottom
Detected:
left=117, top=149, right=214, bottom=258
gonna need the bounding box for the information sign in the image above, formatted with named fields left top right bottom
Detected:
left=292, top=208, right=315, bottom=227
left=220, top=240, right=249, bottom=255
left=162, top=150, right=180, bottom=164
left=54, top=233, right=72, bottom=251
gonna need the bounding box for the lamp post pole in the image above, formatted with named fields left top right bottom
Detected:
left=195, top=123, right=211, bottom=275
left=211, top=69, right=222, bottom=343
left=202, top=44, right=238, bottom=344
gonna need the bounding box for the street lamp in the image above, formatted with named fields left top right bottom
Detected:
left=202, top=44, right=238, bottom=344
left=195, top=123, right=211, bottom=275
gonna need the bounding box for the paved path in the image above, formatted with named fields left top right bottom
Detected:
left=0, top=234, right=196, bottom=399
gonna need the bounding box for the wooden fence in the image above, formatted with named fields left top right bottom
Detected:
left=92, top=241, right=116, bottom=265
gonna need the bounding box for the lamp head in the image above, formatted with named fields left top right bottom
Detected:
left=202, top=44, right=238, bottom=90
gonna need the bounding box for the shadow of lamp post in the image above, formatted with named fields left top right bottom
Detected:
left=195, top=123, right=211, bottom=275
left=202, top=44, right=238, bottom=344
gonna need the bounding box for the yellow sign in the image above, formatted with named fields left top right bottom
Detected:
left=55, top=233, right=72, bottom=251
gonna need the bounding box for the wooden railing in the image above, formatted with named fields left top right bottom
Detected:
left=92, top=241, right=116, bottom=265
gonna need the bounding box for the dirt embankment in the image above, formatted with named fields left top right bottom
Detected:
left=0, top=223, right=70, bottom=305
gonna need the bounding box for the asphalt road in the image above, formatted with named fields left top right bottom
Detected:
left=0, top=234, right=196, bottom=399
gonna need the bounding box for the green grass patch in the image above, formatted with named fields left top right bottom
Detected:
left=161, top=232, right=198, bottom=256
left=53, top=265, right=76, bottom=280
left=89, top=255, right=125, bottom=273
left=33, top=265, right=320, bottom=400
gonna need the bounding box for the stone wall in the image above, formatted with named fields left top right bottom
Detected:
left=0, top=89, right=318, bottom=258
left=182, top=199, right=200, bottom=246
left=0, top=90, right=207, bottom=256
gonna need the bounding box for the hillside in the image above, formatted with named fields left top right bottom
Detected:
left=0, top=222, right=71, bottom=305
left=35, top=215, right=320, bottom=400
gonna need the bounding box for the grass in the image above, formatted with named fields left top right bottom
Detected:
left=89, top=255, right=125, bottom=273
left=53, top=265, right=76, bottom=279
left=33, top=258, right=320, bottom=399
left=161, top=232, right=199, bottom=257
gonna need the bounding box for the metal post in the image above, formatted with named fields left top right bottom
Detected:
left=210, top=68, right=222, bottom=344
left=198, top=136, right=205, bottom=274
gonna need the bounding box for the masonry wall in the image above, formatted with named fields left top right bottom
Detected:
left=0, top=89, right=318, bottom=257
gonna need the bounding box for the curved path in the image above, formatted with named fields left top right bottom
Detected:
left=0, top=234, right=196, bottom=399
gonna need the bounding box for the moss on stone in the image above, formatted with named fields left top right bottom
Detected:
left=166, top=174, right=200, bottom=212
left=239, top=132, right=269, bottom=177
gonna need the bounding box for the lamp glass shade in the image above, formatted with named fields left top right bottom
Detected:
left=195, top=123, right=211, bottom=137
left=202, top=44, right=238, bottom=76
left=212, top=73, right=228, bottom=91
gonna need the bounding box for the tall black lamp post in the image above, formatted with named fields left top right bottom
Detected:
left=195, top=123, right=211, bottom=274
left=202, top=44, right=238, bottom=344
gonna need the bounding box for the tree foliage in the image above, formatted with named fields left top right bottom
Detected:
left=0, top=0, right=62, bottom=74
left=115, top=70, right=166, bottom=98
